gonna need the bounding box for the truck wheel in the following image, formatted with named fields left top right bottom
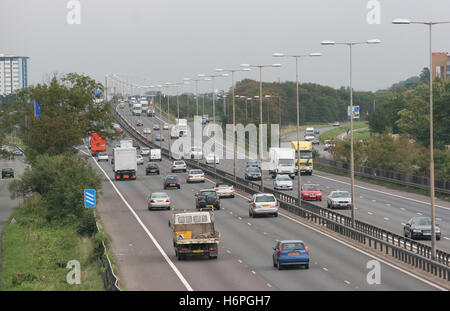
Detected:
left=274, top=212, right=278, bottom=217
left=304, top=264, right=309, bottom=270
left=209, top=255, right=218, bottom=260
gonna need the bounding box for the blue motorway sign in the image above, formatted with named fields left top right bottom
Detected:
left=84, top=189, right=96, bottom=208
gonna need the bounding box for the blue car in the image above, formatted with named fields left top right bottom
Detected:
left=273, top=240, right=309, bottom=270
left=155, top=135, right=165, bottom=141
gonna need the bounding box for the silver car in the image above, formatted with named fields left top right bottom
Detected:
left=163, top=122, right=169, bottom=130
left=141, top=147, right=151, bottom=156
left=248, top=193, right=279, bottom=218
left=148, top=192, right=171, bottom=210
left=171, top=160, right=187, bottom=172
left=327, top=191, right=352, bottom=209
left=274, top=174, right=293, bottom=190
left=143, top=128, right=152, bottom=135
left=186, top=169, right=205, bottom=183
left=97, top=152, right=109, bottom=162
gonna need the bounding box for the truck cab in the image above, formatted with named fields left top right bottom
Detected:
left=269, top=148, right=296, bottom=178
left=291, top=141, right=313, bottom=175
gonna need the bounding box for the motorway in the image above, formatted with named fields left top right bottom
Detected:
left=120, top=105, right=450, bottom=253
left=86, top=110, right=447, bottom=290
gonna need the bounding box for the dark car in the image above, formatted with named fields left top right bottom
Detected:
left=404, top=217, right=441, bottom=240
left=195, top=189, right=220, bottom=210
left=164, top=175, right=180, bottom=189
left=1, top=168, right=14, bottom=179
left=132, top=140, right=140, bottom=150
left=245, top=166, right=261, bottom=180
left=146, top=163, right=160, bottom=175
left=12, top=149, right=24, bottom=156
left=136, top=120, right=144, bottom=126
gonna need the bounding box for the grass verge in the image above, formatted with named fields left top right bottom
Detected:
left=315, top=163, right=450, bottom=202
left=319, top=122, right=368, bottom=142
left=0, top=196, right=104, bottom=290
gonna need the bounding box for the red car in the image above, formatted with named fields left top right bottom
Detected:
left=301, top=184, right=322, bottom=201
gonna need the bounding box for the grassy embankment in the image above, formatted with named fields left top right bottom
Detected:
left=319, top=121, right=369, bottom=142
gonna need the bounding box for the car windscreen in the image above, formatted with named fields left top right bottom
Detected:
left=201, top=191, right=216, bottom=197
left=303, top=185, right=319, bottom=191
left=166, top=176, right=178, bottom=181
left=255, top=195, right=276, bottom=203
left=279, top=159, right=294, bottom=166
left=174, top=161, right=184, bottom=165
left=190, top=170, right=203, bottom=174
left=414, top=218, right=431, bottom=226
left=300, top=151, right=313, bottom=159
left=332, top=192, right=349, bottom=198
left=248, top=168, right=260, bottom=173
left=282, top=243, right=305, bottom=251
left=152, top=193, right=168, bottom=199
left=216, top=184, right=230, bottom=187
left=277, top=175, right=291, bottom=181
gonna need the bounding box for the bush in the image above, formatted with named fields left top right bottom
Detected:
left=76, top=208, right=97, bottom=237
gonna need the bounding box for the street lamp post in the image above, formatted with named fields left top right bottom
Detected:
left=320, top=39, right=381, bottom=227
left=272, top=52, right=321, bottom=205
left=216, top=68, right=250, bottom=182
left=393, top=18, right=450, bottom=260
left=198, top=73, right=229, bottom=176
left=240, top=63, right=281, bottom=191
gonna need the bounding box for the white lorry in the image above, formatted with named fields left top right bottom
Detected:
left=132, top=103, right=142, bottom=116
left=150, top=148, right=162, bottom=161
left=113, top=145, right=137, bottom=180
left=268, top=147, right=296, bottom=178
left=175, top=118, right=189, bottom=137
left=139, top=99, right=149, bottom=115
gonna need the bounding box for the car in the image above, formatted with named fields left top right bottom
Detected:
left=147, top=192, right=171, bottom=210
left=163, top=123, right=169, bottom=130
left=12, top=149, right=24, bottom=156
left=141, top=147, right=151, bottom=156
left=248, top=193, right=278, bottom=218
left=114, top=143, right=121, bottom=148
left=186, top=169, right=205, bottom=183
left=136, top=120, right=144, bottom=126
left=272, top=240, right=309, bottom=270
left=97, top=152, right=109, bottom=162
left=1, top=168, right=14, bottom=179
left=312, top=138, right=320, bottom=145
left=301, top=184, right=322, bottom=201
left=246, top=159, right=261, bottom=168
left=205, top=153, right=219, bottom=164
left=215, top=183, right=234, bottom=198
left=304, top=135, right=315, bottom=141
left=333, top=121, right=340, bottom=127
left=164, top=175, right=180, bottom=189
left=153, top=124, right=160, bottom=131
left=404, top=217, right=441, bottom=240
left=136, top=155, right=145, bottom=165
left=314, top=129, right=320, bottom=135
left=245, top=166, right=261, bottom=180
left=142, top=128, right=152, bottom=135
left=132, top=140, right=140, bottom=150
left=274, top=174, right=293, bottom=190
left=195, top=189, right=220, bottom=210
left=155, top=135, right=165, bottom=141
left=185, top=147, right=203, bottom=160
left=145, top=163, right=160, bottom=175
left=171, top=160, right=187, bottom=173
left=327, top=190, right=352, bottom=209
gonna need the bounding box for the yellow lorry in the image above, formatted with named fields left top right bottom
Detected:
left=291, top=141, right=313, bottom=175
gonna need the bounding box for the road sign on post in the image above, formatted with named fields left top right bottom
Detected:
left=84, top=189, right=96, bottom=208
left=348, top=106, right=360, bottom=119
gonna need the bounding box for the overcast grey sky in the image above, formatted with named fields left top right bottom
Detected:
left=1, top=0, right=449, bottom=93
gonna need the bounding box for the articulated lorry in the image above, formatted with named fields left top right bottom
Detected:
left=90, top=132, right=106, bottom=156
left=291, top=141, right=313, bottom=175
left=170, top=210, right=220, bottom=260
left=132, top=103, right=142, bottom=116
left=268, top=147, right=296, bottom=178
left=113, top=143, right=137, bottom=180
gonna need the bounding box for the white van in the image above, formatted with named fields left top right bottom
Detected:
left=150, top=149, right=162, bottom=161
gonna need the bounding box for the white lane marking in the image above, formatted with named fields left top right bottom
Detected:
left=444, top=237, right=450, bottom=241
left=227, top=250, right=231, bottom=254
left=251, top=270, right=256, bottom=275
left=229, top=211, right=233, bottom=215
left=386, top=203, right=391, bottom=206
left=247, top=222, right=252, bottom=226
left=344, top=280, right=351, bottom=285
left=314, top=174, right=450, bottom=211
left=400, top=208, right=406, bottom=211
left=278, top=212, right=446, bottom=291
left=372, top=200, right=377, bottom=202
left=417, top=212, right=423, bottom=216
left=384, top=217, right=390, bottom=221
left=263, top=232, right=268, bottom=235
left=85, top=145, right=193, bottom=291
left=238, top=259, right=243, bottom=264
left=238, top=216, right=242, bottom=220
left=266, top=283, right=272, bottom=288
left=360, top=196, right=363, bottom=199
left=322, top=267, right=329, bottom=272
left=401, top=223, right=406, bottom=226
left=368, top=212, right=373, bottom=215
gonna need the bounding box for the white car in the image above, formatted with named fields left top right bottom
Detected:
left=163, top=122, right=169, bottom=130
left=304, top=135, right=315, bottom=141
left=97, top=152, right=109, bottom=162
left=141, top=147, right=151, bottom=156
left=185, top=147, right=203, bottom=160
left=147, top=192, right=171, bottom=210
left=248, top=193, right=278, bottom=218
left=143, top=128, right=152, bottom=135
left=327, top=191, right=352, bottom=209
left=274, top=174, right=293, bottom=190
left=136, top=155, right=145, bottom=165
left=205, top=153, right=219, bottom=164
left=186, top=169, right=205, bottom=183
left=215, top=183, right=234, bottom=198
left=171, top=160, right=187, bottom=172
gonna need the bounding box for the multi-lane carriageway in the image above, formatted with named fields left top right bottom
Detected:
left=77, top=107, right=448, bottom=291
left=121, top=105, right=450, bottom=253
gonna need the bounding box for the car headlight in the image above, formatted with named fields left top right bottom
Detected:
left=412, top=229, right=421, bottom=233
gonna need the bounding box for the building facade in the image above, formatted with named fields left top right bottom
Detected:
left=432, top=52, right=450, bottom=81
left=0, top=54, right=30, bottom=96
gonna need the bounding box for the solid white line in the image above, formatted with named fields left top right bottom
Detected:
left=278, top=212, right=446, bottom=291
left=314, top=173, right=450, bottom=211
left=85, top=144, right=193, bottom=291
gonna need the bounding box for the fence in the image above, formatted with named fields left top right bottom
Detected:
left=315, top=157, right=450, bottom=195
left=114, top=106, right=450, bottom=282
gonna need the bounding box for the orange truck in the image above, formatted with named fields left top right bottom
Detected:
left=90, top=132, right=106, bottom=156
